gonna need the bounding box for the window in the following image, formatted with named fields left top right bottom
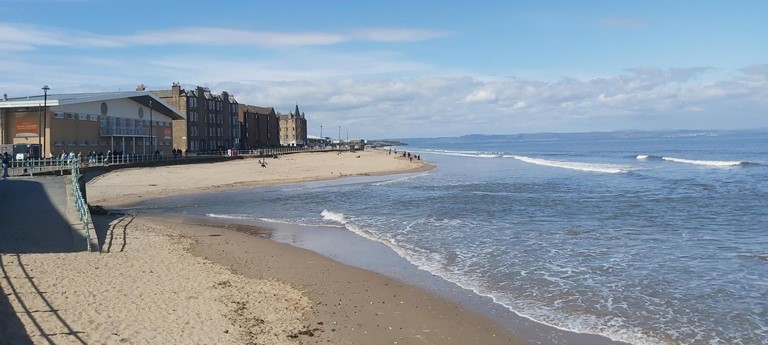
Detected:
left=54, top=112, right=64, bottom=119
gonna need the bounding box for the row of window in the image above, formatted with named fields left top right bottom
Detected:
left=54, top=113, right=172, bottom=127
left=54, top=112, right=98, bottom=121
left=51, top=139, right=172, bottom=147
left=187, top=98, right=237, bottom=114
left=187, top=140, right=228, bottom=151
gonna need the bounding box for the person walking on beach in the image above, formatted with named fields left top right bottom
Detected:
left=2, top=152, right=10, bottom=179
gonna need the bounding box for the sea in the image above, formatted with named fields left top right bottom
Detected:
left=131, top=130, right=768, bottom=345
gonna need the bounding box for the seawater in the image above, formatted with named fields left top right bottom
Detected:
left=135, top=132, right=768, bottom=345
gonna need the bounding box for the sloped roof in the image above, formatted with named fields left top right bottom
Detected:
left=246, top=105, right=276, bottom=115
left=0, top=91, right=184, bottom=120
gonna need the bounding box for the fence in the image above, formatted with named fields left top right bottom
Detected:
left=70, top=159, right=92, bottom=252
left=4, top=146, right=348, bottom=177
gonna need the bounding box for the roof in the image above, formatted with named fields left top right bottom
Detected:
left=0, top=91, right=184, bottom=120
left=245, top=105, right=276, bottom=115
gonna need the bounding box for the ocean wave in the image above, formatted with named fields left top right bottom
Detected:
left=504, top=155, right=632, bottom=173
left=372, top=172, right=430, bottom=186
left=736, top=253, right=768, bottom=261
left=660, top=156, right=753, bottom=167
left=206, top=213, right=253, bottom=220
left=421, top=149, right=501, bottom=158
left=319, top=209, right=668, bottom=345
left=636, top=154, right=663, bottom=161
left=207, top=213, right=343, bottom=228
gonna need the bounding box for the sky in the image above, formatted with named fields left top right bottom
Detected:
left=1, top=0, right=766, bottom=139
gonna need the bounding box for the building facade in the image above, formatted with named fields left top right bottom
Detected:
left=0, top=91, right=182, bottom=158
left=152, top=83, right=239, bottom=152
left=237, top=104, right=280, bottom=149
left=278, top=105, right=308, bottom=146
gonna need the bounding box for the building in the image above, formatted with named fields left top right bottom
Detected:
left=152, top=83, right=239, bottom=152
left=0, top=91, right=182, bottom=158
left=278, top=105, right=307, bottom=146
left=237, top=104, right=280, bottom=149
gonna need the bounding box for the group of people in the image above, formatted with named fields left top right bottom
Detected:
left=387, top=148, right=421, bottom=162
left=171, top=148, right=186, bottom=158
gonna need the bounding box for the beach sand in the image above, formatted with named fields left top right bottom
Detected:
left=1, top=149, right=524, bottom=344
left=86, top=150, right=432, bottom=208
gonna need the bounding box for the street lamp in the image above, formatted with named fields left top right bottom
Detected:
left=42, top=85, right=49, bottom=158
left=149, top=100, right=154, bottom=154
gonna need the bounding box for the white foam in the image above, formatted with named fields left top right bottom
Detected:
left=206, top=213, right=253, bottom=220
left=636, top=154, right=650, bottom=160
left=318, top=209, right=669, bottom=345
left=505, top=155, right=632, bottom=173
left=372, top=172, right=429, bottom=186
left=256, top=217, right=342, bottom=227
left=421, top=149, right=501, bottom=158
left=320, top=209, right=346, bottom=224
left=661, top=156, right=747, bottom=167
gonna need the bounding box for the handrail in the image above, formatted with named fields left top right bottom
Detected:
left=70, top=158, right=92, bottom=252
left=4, top=146, right=353, bottom=177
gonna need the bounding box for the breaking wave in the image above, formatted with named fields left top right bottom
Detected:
left=420, top=149, right=501, bottom=158
left=504, top=155, right=632, bottom=173
left=660, top=156, right=753, bottom=167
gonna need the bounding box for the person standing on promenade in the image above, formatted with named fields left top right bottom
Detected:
left=2, top=152, right=10, bottom=179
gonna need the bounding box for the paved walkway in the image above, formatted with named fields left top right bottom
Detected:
left=0, top=176, right=86, bottom=253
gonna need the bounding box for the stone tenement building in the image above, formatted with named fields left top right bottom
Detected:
left=151, top=83, right=240, bottom=152
left=237, top=104, right=280, bottom=148
left=278, top=105, right=307, bottom=146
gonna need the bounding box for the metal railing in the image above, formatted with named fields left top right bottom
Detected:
left=70, top=159, right=92, bottom=252
left=4, top=145, right=353, bottom=177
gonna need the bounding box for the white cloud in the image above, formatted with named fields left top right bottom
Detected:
left=0, top=22, right=448, bottom=50
left=463, top=88, right=497, bottom=103
left=352, top=28, right=449, bottom=42
left=212, top=67, right=766, bottom=138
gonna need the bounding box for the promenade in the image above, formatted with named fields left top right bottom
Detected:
left=0, top=176, right=86, bottom=254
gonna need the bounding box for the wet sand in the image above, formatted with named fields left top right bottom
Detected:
left=2, top=149, right=622, bottom=344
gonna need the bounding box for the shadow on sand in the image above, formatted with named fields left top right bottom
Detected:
left=0, top=178, right=89, bottom=344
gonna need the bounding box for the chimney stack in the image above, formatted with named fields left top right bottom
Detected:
left=136, top=84, right=146, bottom=91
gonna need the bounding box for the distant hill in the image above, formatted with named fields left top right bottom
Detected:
left=379, top=129, right=766, bottom=146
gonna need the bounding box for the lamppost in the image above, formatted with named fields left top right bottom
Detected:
left=149, top=100, right=154, bottom=154
left=42, top=85, right=49, bottom=158
left=320, top=124, right=323, bottom=147
left=338, top=125, right=341, bottom=146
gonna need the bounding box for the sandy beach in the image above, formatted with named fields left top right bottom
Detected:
left=86, top=150, right=432, bottom=207
left=1, top=149, right=525, bottom=345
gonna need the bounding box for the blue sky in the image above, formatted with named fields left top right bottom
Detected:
left=1, top=0, right=766, bottom=138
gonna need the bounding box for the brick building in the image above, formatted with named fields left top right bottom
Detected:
left=237, top=104, right=280, bottom=148
left=152, top=83, right=239, bottom=152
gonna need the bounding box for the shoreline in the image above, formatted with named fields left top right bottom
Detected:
left=135, top=214, right=525, bottom=345
left=86, top=150, right=434, bottom=208
left=134, top=211, right=627, bottom=345
left=81, top=149, right=624, bottom=344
